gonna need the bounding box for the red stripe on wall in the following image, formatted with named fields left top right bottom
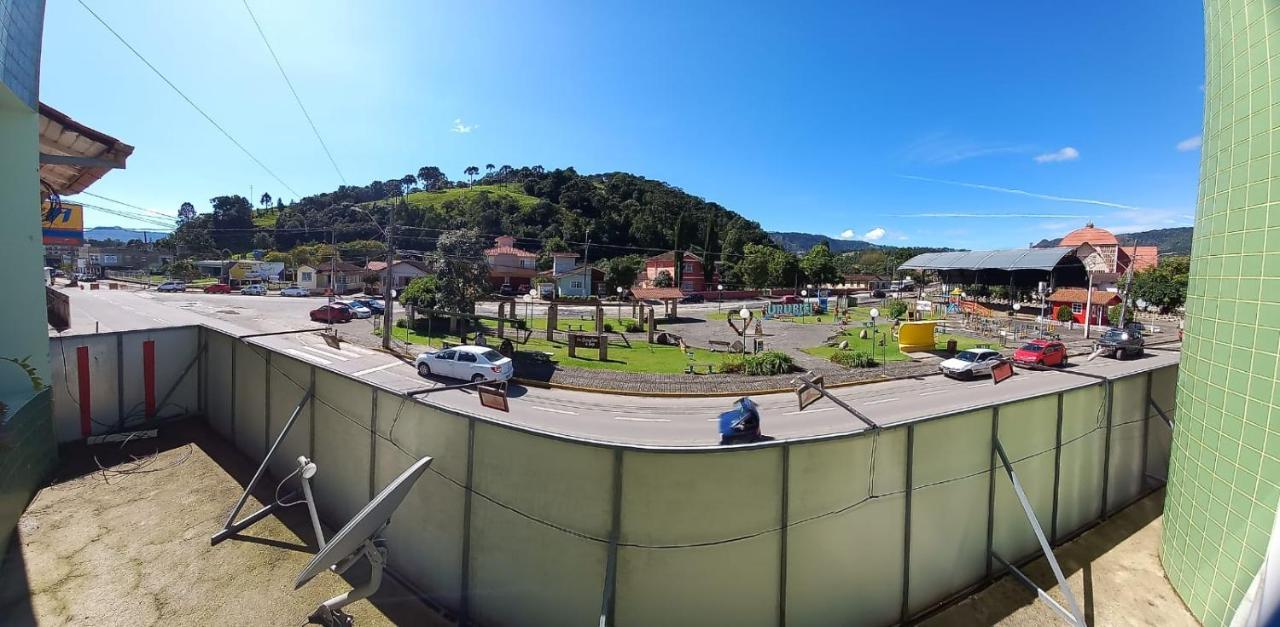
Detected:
left=76, top=346, right=91, bottom=437
left=143, top=340, right=156, bottom=418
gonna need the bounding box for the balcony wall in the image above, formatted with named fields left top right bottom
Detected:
left=47, top=325, right=1178, bottom=626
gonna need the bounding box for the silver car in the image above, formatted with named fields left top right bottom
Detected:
left=415, top=345, right=514, bottom=383
left=938, top=348, right=1004, bottom=380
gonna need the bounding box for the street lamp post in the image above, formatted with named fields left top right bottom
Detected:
left=739, top=308, right=751, bottom=358
left=616, top=286, right=624, bottom=322
left=717, top=284, right=723, bottom=312
left=800, top=289, right=808, bottom=322
left=1010, top=303, right=1021, bottom=347
left=870, top=307, right=885, bottom=375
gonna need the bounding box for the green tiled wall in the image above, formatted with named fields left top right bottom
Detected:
left=0, top=389, right=54, bottom=558
left=1161, top=1, right=1280, bottom=623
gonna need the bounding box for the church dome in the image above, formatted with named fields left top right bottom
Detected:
left=1059, top=222, right=1119, bottom=247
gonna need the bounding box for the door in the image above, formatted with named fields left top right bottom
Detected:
left=433, top=350, right=459, bottom=378
left=456, top=351, right=479, bottom=379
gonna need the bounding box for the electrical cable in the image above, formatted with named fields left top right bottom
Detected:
left=76, top=0, right=301, bottom=198
left=242, top=0, right=347, bottom=185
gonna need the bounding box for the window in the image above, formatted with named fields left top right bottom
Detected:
left=683, top=262, right=694, bottom=273
left=480, top=349, right=503, bottom=362
left=571, top=280, right=583, bottom=289
left=1070, top=303, right=1083, bottom=314
left=301, top=271, right=313, bottom=282
left=458, top=352, right=477, bottom=363
left=682, top=281, right=694, bottom=291
left=437, top=350, right=457, bottom=360
left=522, top=259, right=534, bottom=269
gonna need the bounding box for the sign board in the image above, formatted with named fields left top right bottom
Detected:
left=229, top=260, right=285, bottom=281
left=991, top=360, right=1014, bottom=385
left=796, top=375, right=824, bottom=411
left=916, top=299, right=932, bottom=312
left=477, top=384, right=509, bottom=412
left=572, top=334, right=601, bottom=349
left=766, top=303, right=814, bottom=319
left=41, top=200, right=84, bottom=245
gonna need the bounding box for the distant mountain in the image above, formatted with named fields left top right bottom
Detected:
left=1033, top=226, right=1193, bottom=256
left=85, top=226, right=171, bottom=242
left=768, top=232, right=885, bottom=254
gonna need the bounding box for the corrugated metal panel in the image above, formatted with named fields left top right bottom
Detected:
left=898, top=247, right=1075, bottom=271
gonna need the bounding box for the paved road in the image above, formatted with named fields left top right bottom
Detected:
left=55, top=286, right=1181, bottom=446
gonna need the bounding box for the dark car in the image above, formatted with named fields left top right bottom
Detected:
left=309, top=304, right=353, bottom=323
left=718, top=397, right=762, bottom=445
left=680, top=293, right=704, bottom=304
left=871, top=289, right=886, bottom=299
left=1095, top=327, right=1144, bottom=360
left=351, top=298, right=384, bottom=315
left=498, top=284, right=514, bottom=297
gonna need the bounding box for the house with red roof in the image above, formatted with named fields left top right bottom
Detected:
left=1047, top=287, right=1122, bottom=326
left=1059, top=223, right=1159, bottom=277
left=483, top=235, right=538, bottom=293
left=638, top=251, right=713, bottom=292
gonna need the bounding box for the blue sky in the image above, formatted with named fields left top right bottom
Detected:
left=43, top=1, right=1205, bottom=248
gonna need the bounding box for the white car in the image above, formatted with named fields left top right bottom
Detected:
left=415, top=345, right=514, bottom=383
left=156, top=280, right=186, bottom=293
left=280, top=286, right=309, bottom=297
left=240, top=284, right=267, bottom=296
left=939, top=348, right=1004, bottom=380
left=334, top=300, right=371, bottom=318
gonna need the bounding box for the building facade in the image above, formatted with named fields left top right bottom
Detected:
left=1161, top=2, right=1280, bottom=623
left=1045, top=287, right=1119, bottom=326
left=483, top=235, right=537, bottom=292
left=639, top=251, right=711, bottom=292
left=1058, top=223, right=1159, bottom=277
left=366, top=259, right=432, bottom=291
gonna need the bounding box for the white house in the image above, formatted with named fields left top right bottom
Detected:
left=366, top=259, right=432, bottom=291
left=297, top=261, right=364, bottom=294
left=540, top=252, right=603, bottom=298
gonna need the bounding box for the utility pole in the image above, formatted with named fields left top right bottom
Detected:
left=1118, top=239, right=1138, bottom=328
left=329, top=229, right=336, bottom=332
left=382, top=200, right=397, bottom=349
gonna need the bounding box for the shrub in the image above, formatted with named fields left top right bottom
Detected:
left=830, top=350, right=877, bottom=368
left=741, top=351, right=793, bottom=376
left=719, top=355, right=744, bottom=373
left=625, top=322, right=644, bottom=333
left=602, top=322, right=614, bottom=333
left=1056, top=305, right=1076, bottom=323
left=886, top=299, right=908, bottom=319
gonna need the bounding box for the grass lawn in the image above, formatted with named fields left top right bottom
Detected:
left=383, top=326, right=723, bottom=374
left=253, top=212, right=278, bottom=228
left=802, top=324, right=988, bottom=363
left=402, top=184, right=541, bottom=211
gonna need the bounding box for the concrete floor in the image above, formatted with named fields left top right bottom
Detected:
left=922, top=489, right=1198, bottom=626
left=0, top=419, right=450, bottom=627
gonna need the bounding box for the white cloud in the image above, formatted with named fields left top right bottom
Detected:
left=896, top=235, right=910, bottom=241
left=838, top=229, right=857, bottom=240
left=901, top=132, right=1034, bottom=165
left=892, top=212, right=1087, bottom=219
left=1033, top=146, right=1080, bottom=163
left=451, top=118, right=477, bottom=133
left=863, top=227, right=886, bottom=241
left=1177, top=135, right=1202, bottom=152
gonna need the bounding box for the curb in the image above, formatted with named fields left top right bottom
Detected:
left=513, top=368, right=929, bottom=398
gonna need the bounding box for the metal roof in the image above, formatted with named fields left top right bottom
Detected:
left=899, top=247, right=1077, bottom=271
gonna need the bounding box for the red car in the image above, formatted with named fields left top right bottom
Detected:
left=1012, top=339, right=1069, bottom=367
left=309, top=304, right=352, bottom=323
left=204, top=283, right=231, bottom=294
left=780, top=295, right=802, bottom=304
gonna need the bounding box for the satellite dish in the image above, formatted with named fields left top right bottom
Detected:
left=294, top=456, right=432, bottom=625
left=295, top=456, right=432, bottom=590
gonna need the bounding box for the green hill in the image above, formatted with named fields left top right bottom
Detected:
left=400, top=183, right=541, bottom=211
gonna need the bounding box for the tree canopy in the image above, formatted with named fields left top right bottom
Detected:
left=1130, top=256, right=1190, bottom=313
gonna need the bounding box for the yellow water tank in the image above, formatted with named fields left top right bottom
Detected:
left=897, top=320, right=939, bottom=353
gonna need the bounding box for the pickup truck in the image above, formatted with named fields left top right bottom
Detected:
left=1095, top=327, right=1144, bottom=360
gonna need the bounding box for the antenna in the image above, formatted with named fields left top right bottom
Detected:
left=295, top=456, right=433, bottom=627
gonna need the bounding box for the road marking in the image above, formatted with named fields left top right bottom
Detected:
left=353, top=362, right=402, bottom=376
left=966, top=383, right=988, bottom=389
left=706, top=418, right=720, bottom=422
left=285, top=348, right=331, bottom=365
left=298, top=345, right=351, bottom=361
left=863, top=398, right=899, bottom=405
left=612, top=416, right=670, bottom=422
left=918, top=389, right=951, bottom=397
left=783, top=407, right=836, bottom=416
left=341, top=344, right=375, bottom=356
left=532, top=406, right=578, bottom=415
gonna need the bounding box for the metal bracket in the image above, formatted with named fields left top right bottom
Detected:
left=1149, top=398, right=1174, bottom=430
left=992, top=436, right=1087, bottom=626
left=792, top=375, right=879, bottom=429
left=211, top=387, right=315, bottom=545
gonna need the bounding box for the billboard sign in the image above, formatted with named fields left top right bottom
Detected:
left=42, top=200, right=84, bottom=245
left=229, top=261, right=285, bottom=281
left=765, top=303, right=813, bottom=318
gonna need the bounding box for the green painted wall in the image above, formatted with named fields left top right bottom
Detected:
left=1161, top=1, right=1280, bottom=623
left=0, top=389, right=53, bottom=553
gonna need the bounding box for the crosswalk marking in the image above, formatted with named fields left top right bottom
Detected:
left=285, top=348, right=331, bottom=365
left=353, top=362, right=403, bottom=376
left=298, top=345, right=351, bottom=361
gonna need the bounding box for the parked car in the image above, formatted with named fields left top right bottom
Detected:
left=240, top=284, right=267, bottom=296
left=53, top=269, right=65, bottom=278
left=871, top=289, right=886, bottom=299
left=351, top=298, right=384, bottom=315
left=780, top=295, right=802, bottom=304
left=680, top=293, right=704, bottom=304
left=1095, top=327, right=1145, bottom=360
left=156, top=280, right=185, bottom=293
left=204, top=283, right=231, bottom=294
left=280, top=285, right=310, bottom=297
left=1012, top=339, right=1069, bottom=367
left=498, top=284, right=514, bottom=297
left=309, top=304, right=352, bottom=323
left=939, top=348, right=1005, bottom=380
left=415, top=345, right=514, bottom=383
left=718, top=397, right=763, bottom=445
left=335, top=300, right=371, bottom=318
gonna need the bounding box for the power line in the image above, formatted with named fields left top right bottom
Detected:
left=77, top=191, right=177, bottom=217
left=241, top=0, right=347, bottom=184
left=76, top=0, right=301, bottom=198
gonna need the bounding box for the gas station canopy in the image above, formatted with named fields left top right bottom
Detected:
left=899, top=247, right=1087, bottom=287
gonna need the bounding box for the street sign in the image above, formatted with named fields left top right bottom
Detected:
left=796, top=375, right=825, bottom=411
left=916, top=299, right=932, bottom=312
left=991, top=360, right=1014, bottom=385
left=477, top=384, right=509, bottom=412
